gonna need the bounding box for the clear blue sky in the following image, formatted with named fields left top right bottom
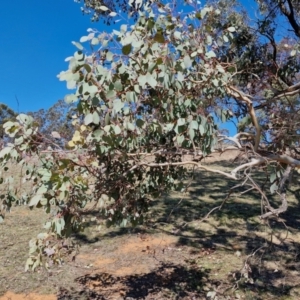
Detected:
left=1, top=0, right=257, bottom=116
left=0, top=0, right=108, bottom=113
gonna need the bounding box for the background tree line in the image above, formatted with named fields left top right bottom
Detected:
left=0, top=101, right=75, bottom=149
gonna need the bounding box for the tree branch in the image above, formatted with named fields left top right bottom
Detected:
left=260, top=165, right=292, bottom=219
left=272, top=81, right=300, bottom=100
left=230, top=158, right=265, bottom=176
left=260, top=193, right=288, bottom=219
left=261, top=152, right=300, bottom=167
left=218, top=132, right=255, bottom=149
left=279, top=0, right=300, bottom=38
left=226, top=86, right=261, bottom=152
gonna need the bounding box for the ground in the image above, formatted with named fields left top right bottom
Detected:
left=1, top=151, right=300, bottom=299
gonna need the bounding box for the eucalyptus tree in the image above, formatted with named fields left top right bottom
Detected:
left=28, top=100, right=76, bottom=149
left=1, top=0, right=300, bottom=270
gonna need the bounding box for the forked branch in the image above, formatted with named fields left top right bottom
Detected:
left=226, top=86, right=261, bottom=152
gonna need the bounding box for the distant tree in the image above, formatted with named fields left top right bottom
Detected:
left=1, top=0, right=300, bottom=272
left=0, top=103, right=17, bottom=143
left=28, top=100, right=76, bottom=148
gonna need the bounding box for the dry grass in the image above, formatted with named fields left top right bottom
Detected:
left=1, top=153, right=300, bottom=299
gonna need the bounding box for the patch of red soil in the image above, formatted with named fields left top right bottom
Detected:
left=118, top=234, right=176, bottom=254
left=77, top=234, right=178, bottom=277
left=0, top=292, right=56, bottom=300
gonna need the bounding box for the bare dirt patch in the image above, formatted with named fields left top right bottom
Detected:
left=0, top=292, right=56, bottom=300
left=77, top=234, right=178, bottom=277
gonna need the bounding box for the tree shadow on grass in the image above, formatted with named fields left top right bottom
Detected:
left=154, top=160, right=300, bottom=234
left=57, top=253, right=300, bottom=299
left=58, top=263, right=211, bottom=300
left=69, top=161, right=300, bottom=299
left=228, top=267, right=300, bottom=300
left=74, top=226, right=150, bottom=244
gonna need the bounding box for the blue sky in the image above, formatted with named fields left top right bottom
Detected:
left=1, top=0, right=258, bottom=118
left=0, top=0, right=108, bottom=113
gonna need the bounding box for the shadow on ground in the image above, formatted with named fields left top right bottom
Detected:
left=2, top=159, right=300, bottom=300
left=64, top=161, right=300, bottom=299
left=58, top=263, right=210, bottom=300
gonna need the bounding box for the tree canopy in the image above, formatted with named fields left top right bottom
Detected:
left=1, top=0, right=300, bottom=271
left=75, top=0, right=148, bottom=22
